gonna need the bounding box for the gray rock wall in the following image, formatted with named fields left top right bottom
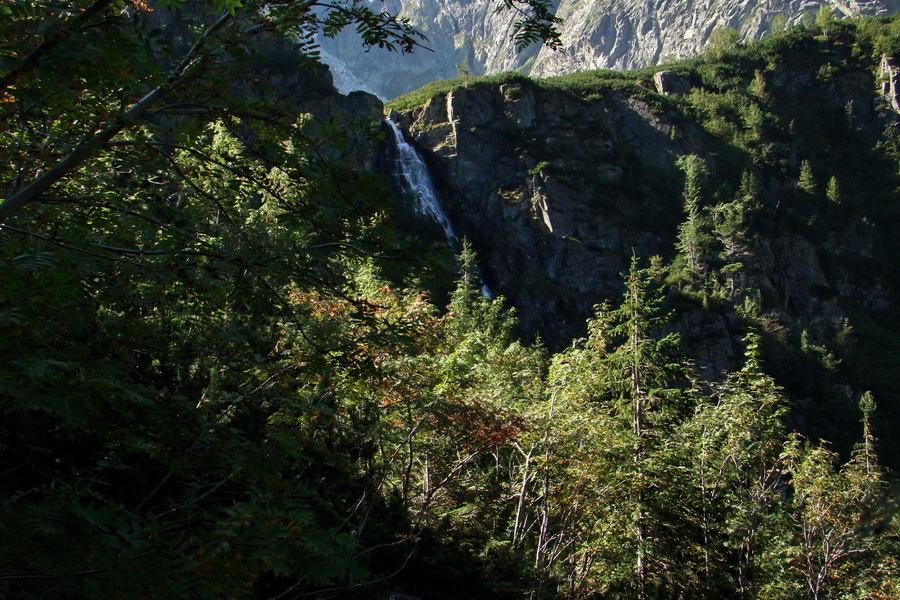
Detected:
left=320, top=0, right=900, bottom=99
left=398, top=83, right=707, bottom=344
left=393, top=69, right=894, bottom=367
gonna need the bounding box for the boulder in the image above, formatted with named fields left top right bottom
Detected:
left=653, top=70, right=690, bottom=95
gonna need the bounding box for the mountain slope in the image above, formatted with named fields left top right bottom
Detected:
left=321, top=0, right=900, bottom=99
left=386, top=17, right=900, bottom=461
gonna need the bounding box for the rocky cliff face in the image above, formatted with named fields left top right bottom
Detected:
left=321, top=0, right=900, bottom=99
left=387, top=45, right=899, bottom=377
left=392, top=81, right=705, bottom=344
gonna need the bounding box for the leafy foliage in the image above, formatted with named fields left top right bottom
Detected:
left=493, top=0, right=562, bottom=52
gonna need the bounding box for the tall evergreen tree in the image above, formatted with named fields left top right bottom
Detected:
left=826, top=176, right=842, bottom=205
left=680, top=334, right=790, bottom=599
left=581, top=257, right=690, bottom=598
left=798, top=160, right=818, bottom=197
left=675, top=155, right=712, bottom=283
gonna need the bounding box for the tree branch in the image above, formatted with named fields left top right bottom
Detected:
left=0, top=224, right=144, bottom=265
left=0, top=10, right=234, bottom=223
left=306, top=241, right=398, bottom=260
left=0, top=0, right=117, bottom=91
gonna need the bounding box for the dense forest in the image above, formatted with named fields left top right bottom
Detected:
left=2, top=1, right=900, bottom=599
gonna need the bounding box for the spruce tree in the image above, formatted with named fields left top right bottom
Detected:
left=675, top=155, right=712, bottom=283
left=588, top=256, right=690, bottom=598
left=826, top=176, right=842, bottom=205
left=798, top=160, right=817, bottom=197
left=681, top=334, right=790, bottom=598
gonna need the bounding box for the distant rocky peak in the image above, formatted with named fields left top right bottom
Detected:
left=319, top=0, right=900, bottom=100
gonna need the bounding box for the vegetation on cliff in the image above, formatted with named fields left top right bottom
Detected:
left=2, top=2, right=900, bottom=599
left=391, top=12, right=900, bottom=463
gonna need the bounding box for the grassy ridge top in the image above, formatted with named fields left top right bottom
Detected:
left=385, top=68, right=661, bottom=111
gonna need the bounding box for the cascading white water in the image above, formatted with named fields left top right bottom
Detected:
left=384, top=118, right=493, bottom=299
left=384, top=119, right=457, bottom=243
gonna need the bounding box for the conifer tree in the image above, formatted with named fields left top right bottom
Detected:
left=681, top=334, right=790, bottom=599
left=676, top=154, right=712, bottom=282
left=713, top=198, right=751, bottom=300
left=858, top=391, right=879, bottom=477
left=587, top=256, right=690, bottom=598
left=749, top=70, right=769, bottom=103
left=826, top=176, right=842, bottom=205
left=798, top=160, right=818, bottom=196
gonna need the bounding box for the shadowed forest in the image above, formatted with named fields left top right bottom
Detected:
left=2, top=1, right=900, bottom=599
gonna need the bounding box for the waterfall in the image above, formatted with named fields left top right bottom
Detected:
left=384, top=119, right=457, bottom=243
left=384, top=118, right=493, bottom=300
